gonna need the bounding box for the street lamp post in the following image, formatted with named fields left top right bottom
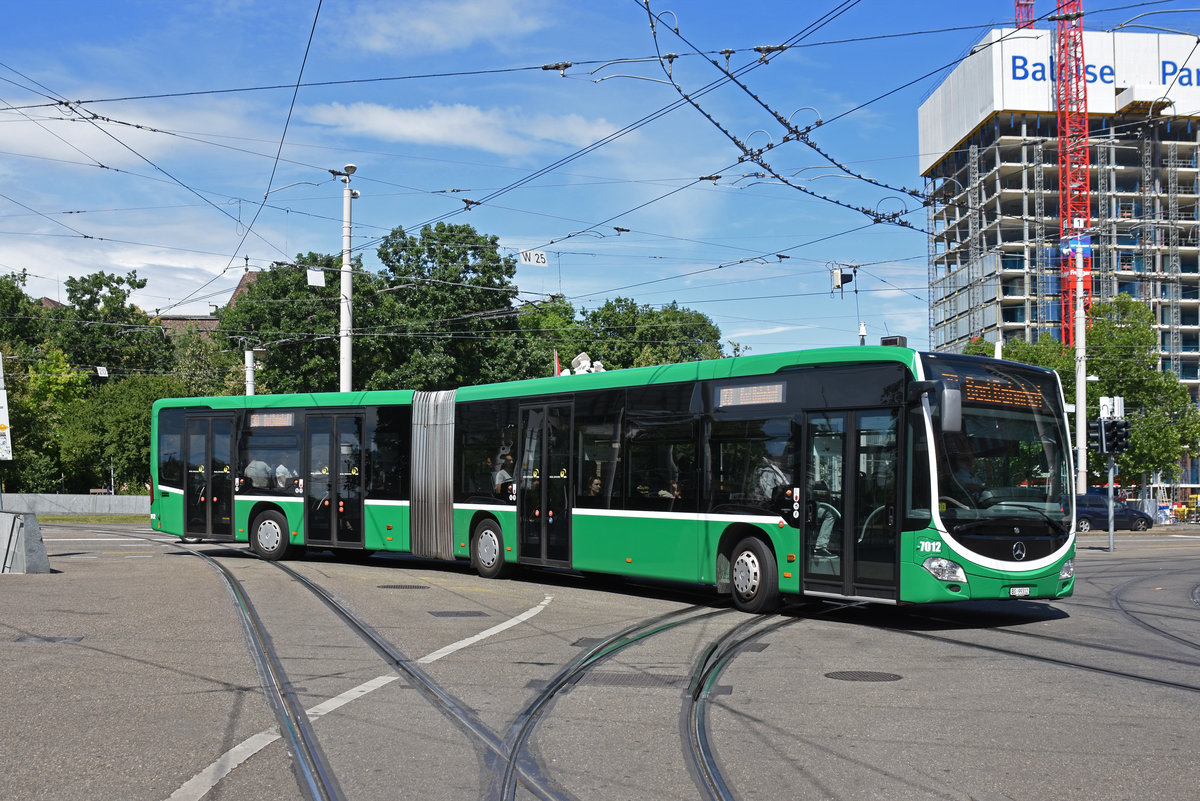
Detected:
left=244, top=347, right=266, bottom=396
left=1074, top=239, right=1087, bottom=495
left=330, top=164, right=359, bottom=393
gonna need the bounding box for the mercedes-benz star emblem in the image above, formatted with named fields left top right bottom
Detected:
left=1013, top=541, right=1027, bottom=561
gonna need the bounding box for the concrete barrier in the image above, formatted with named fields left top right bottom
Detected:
left=1, top=512, right=50, bottom=574
left=0, top=494, right=148, bottom=516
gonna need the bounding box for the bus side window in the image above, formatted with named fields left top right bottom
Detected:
left=158, top=409, right=186, bottom=488
left=455, top=400, right=517, bottom=504
left=574, top=389, right=625, bottom=509
left=626, top=418, right=696, bottom=512
left=367, top=405, right=410, bottom=501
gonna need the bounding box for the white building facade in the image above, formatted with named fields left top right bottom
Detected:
left=921, top=28, right=1200, bottom=375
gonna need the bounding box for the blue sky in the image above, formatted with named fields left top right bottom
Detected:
left=2, top=0, right=1197, bottom=358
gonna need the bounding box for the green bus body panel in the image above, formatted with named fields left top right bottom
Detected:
left=364, top=503, right=411, bottom=551
left=150, top=489, right=185, bottom=536
left=150, top=348, right=918, bottom=418
left=149, top=347, right=1074, bottom=605
left=452, top=346, right=920, bottom=404
left=895, top=528, right=1074, bottom=603
left=571, top=513, right=701, bottom=579
left=152, top=388, right=417, bottom=414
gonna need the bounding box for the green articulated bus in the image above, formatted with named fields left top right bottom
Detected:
left=150, top=346, right=1076, bottom=612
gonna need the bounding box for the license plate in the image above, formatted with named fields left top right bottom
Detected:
left=1009, top=587, right=1031, bottom=597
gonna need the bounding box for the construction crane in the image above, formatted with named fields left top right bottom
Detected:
left=1052, top=0, right=1091, bottom=346
left=1015, top=0, right=1035, bottom=28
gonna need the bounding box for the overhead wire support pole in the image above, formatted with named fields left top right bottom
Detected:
left=332, top=164, right=359, bottom=393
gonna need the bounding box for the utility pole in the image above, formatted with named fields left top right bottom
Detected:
left=244, top=347, right=266, bottom=396
left=1074, top=237, right=1088, bottom=495
left=330, top=164, right=359, bottom=393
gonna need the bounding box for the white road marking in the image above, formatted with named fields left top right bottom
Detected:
left=164, top=594, right=553, bottom=801
left=43, top=537, right=132, bottom=542
left=418, top=594, right=553, bottom=664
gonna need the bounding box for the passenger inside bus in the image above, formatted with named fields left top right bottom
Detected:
left=244, top=455, right=272, bottom=489
left=275, top=452, right=298, bottom=490
left=493, top=450, right=514, bottom=495
left=810, top=480, right=839, bottom=558
left=950, top=452, right=984, bottom=502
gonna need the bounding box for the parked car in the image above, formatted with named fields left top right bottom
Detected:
left=1075, top=495, right=1153, bottom=532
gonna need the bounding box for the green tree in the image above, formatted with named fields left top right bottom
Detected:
left=4, top=347, right=91, bottom=492
left=581, top=297, right=725, bottom=369
left=1086, top=295, right=1200, bottom=482
left=375, top=222, right=521, bottom=390
left=509, top=295, right=587, bottom=379
left=42, top=271, right=173, bottom=377
left=170, top=324, right=241, bottom=397
left=215, top=255, right=387, bottom=394
left=0, top=271, right=43, bottom=352
left=60, top=375, right=187, bottom=492
left=972, top=295, right=1200, bottom=485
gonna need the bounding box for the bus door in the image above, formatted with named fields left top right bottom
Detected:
left=305, top=414, right=365, bottom=549
left=184, top=415, right=236, bottom=540
left=802, top=409, right=899, bottom=600
left=517, top=403, right=572, bottom=565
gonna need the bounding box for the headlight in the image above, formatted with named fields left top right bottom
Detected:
left=1059, top=559, right=1074, bottom=580
left=922, top=556, right=967, bottom=583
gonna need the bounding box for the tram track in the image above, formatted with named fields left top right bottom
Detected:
left=101, top=528, right=760, bottom=800
left=879, top=595, right=1200, bottom=695
left=27, top=524, right=1200, bottom=801
left=680, top=611, right=798, bottom=801
left=495, top=604, right=732, bottom=801
left=1109, top=567, right=1200, bottom=654
left=270, top=556, right=809, bottom=801
left=189, top=550, right=347, bottom=801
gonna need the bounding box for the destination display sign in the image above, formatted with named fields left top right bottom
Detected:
left=961, top=376, right=1047, bottom=410
left=931, top=368, right=1049, bottom=411
left=718, top=382, right=785, bottom=408
left=248, top=411, right=295, bottom=428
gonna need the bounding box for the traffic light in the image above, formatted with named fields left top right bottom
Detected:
left=1106, top=419, right=1130, bottom=454
left=1088, top=419, right=1106, bottom=453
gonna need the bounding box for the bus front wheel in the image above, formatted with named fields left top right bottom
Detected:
left=251, top=510, right=292, bottom=561
left=730, top=537, right=780, bottom=614
left=472, top=519, right=513, bottom=579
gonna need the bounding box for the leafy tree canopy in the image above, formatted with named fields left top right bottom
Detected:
left=964, top=294, right=1200, bottom=484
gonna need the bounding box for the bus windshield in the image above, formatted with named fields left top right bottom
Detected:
left=922, top=354, right=1072, bottom=538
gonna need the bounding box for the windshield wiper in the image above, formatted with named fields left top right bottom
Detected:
left=995, top=502, right=1068, bottom=536
left=951, top=504, right=1067, bottom=537
left=951, top=519, right=1000, bottom=535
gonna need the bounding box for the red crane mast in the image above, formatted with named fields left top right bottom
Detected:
left=1016, top=0, right=1035, bottom=28
left=1054, top=0, right=1091, bottom=345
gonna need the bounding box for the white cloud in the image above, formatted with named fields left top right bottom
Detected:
left=726, top=323, right=814, bottom=339
left=300, top=101, right=617, bottom=157
left=350, top=0, right=550, bottom=55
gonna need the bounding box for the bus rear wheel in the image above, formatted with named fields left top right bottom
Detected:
left=730, top=536, right=780, bottom=614
left=251, top=510, right=292, bottom=561
left=472, top=518, right=512, bottom=579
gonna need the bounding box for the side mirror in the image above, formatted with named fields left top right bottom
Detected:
left=907, top=380, right=938, bottom=402
left=941, top=387, right=963, bottom=433
left=910, top=379, right=962, bottom=434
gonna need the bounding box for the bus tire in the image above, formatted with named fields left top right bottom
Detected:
left=472, top=518, right=512, bottom=579
left=251, top=510, right=291, bottom=561
left=730, top=536, right=780, bottom=614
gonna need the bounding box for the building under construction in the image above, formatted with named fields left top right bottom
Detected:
left=920, top=27, right=1200, bottom=388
